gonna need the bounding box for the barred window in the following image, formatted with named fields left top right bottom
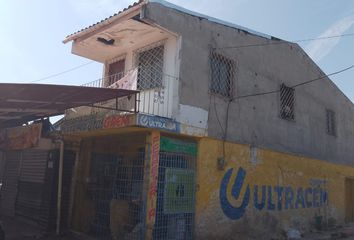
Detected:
left=136, top=45, right=164, bottom=90
left=210, top=53, right=234, bottom=98
left=326, top=109, right=336, bottom=136
left=280, top=84, right=295, bottom=120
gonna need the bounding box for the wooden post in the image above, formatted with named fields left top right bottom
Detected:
left=56, top=140, right=64, bottom=235
left=145, top=131, right=160, bottom=240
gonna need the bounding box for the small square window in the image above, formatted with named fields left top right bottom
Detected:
left=280, top=84, right=295, bottom=120
left=210, top=53, right=234, bottom=98
left=326, top=109, right=336, bottom=136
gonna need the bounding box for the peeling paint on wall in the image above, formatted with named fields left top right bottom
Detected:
left=176, top=104, right=208, bottom=129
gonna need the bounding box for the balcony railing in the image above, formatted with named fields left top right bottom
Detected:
left=80, top=69, right=176, bottom=119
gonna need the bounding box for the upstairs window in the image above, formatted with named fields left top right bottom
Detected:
left=326, top=109, right=336, bottom=136
left=210, top=53, right=234, bottom=98
left=280, top=84, right=295, bottom=120
left=107, top=58, right=125, bottom=86
left=136, top=44, right=164, bottom=90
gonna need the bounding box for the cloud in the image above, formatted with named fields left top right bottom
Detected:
left=305, top=15, right=354, bottom=62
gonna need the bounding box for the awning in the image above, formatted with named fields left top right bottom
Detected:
left=0, top=83, right=138, bottom=128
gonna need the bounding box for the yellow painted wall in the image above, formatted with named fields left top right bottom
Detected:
left=195, top=138, right=354, bottom=239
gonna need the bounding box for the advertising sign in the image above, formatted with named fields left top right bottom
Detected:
left=160, top=137, right=197, bottom=156
left=164, top=168, right=195, bottom=214
left=5, top=123, right=42, bottom=150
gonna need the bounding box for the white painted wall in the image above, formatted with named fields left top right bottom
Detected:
left=103, top=30, right=179, bottom=118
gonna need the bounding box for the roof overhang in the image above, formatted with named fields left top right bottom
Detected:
left=63, top=0, right=146, bottom=44
left=0, top=83, right=138, bottom=128
left=70, top=18, right=170, bottom=62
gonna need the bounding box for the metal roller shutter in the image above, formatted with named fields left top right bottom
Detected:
left=15, top=150, right=49, bottom=224
left=1, top=151, right=21, bottom=216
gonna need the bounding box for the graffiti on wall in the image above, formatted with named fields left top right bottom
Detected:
left=61, top=115, right=104, bottom=133
left=220, top=167, right=329, bottom=220
left=147, top=132, right=161, bottom=223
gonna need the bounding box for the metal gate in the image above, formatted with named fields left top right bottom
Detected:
left=88, top=150, right=145, bottom=240
left=1, top=151, right=21, bottom=216
left=16, top=150, right=48, bottom=222
left=153, top=137, right=197, bottom=240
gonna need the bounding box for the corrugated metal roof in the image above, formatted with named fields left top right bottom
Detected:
left=63, top=0, right=145, bottom=43
left=63, top=0, right=278, bottom=44
left=0, top=83, right=138, bottom=128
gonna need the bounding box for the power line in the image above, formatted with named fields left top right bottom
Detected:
left=214, top=64, right=354, bottom=149
left=30, top=61, right=94, bottom=83
left=232, top=64, right=354, bottom=101
left=215, top=32, right=354, bottom=50
left=25, top=32, right=354, bottom=84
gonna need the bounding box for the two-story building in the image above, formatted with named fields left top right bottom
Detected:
left=60, top=0, right=354, bottom=239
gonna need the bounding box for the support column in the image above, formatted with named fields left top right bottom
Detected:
left=145, top=131, right=160, bottom=240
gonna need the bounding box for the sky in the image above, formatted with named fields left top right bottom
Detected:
left=0, top=0, right=354, bottom=102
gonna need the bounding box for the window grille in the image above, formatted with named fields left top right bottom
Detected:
left=280, top=84, right=295, bottom=120
left=153, top=152, right=196, bottom=240
left=210, top=52, right=234, bottom=98
left=136, top=44, right=164, bottom=90
left=88, top=150, right=145, bottom=240
left=326, top=109, right=336, bottom=136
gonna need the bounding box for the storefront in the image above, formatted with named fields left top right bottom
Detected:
left=0, top=123, right=75, bottom=232
left=67, top=129, right=197, bottom=240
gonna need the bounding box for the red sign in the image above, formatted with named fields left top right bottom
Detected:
left=102, top=115, right=134, bottom=129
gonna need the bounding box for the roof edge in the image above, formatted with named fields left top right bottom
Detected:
left=63, top=0, right=146, bottom=44
left=148, top=0, right=274, bottom=40
left=63, top=0, right=282, bottom=44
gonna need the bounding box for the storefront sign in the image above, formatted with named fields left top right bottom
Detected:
left=138, top=114, right=179, bottom=132
left=61, top=115, right=104, bottom=133
left=103, top=114, right=135, bottom=129
left=160, top=137, right=197, bottom=156
left=4, top=123, right=42, bottom=150
left=61, top=114, right=136, bottom=133
left=164, top=168, right=195, bottom=214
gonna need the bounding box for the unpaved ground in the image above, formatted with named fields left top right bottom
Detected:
left=3, top=215, right=354, bottom=240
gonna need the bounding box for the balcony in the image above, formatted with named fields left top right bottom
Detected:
left=70, top=68, right=177, bottom=120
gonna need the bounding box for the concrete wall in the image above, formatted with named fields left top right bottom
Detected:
left=195, top=137, right=354, bottom=239
left=144, top=2, right=354, bottom=166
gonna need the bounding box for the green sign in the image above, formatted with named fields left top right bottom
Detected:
left=164, top=168, right=195, bottom=214
left=160, top=137, right=197, bottom=156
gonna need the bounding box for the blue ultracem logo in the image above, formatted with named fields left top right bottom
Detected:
left=220, top=167, right=329, bottom=220
left=219, top=167, right=250, bottom=220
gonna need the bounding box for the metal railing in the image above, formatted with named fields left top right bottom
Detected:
left=80, top=69, right=176, bottom=118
